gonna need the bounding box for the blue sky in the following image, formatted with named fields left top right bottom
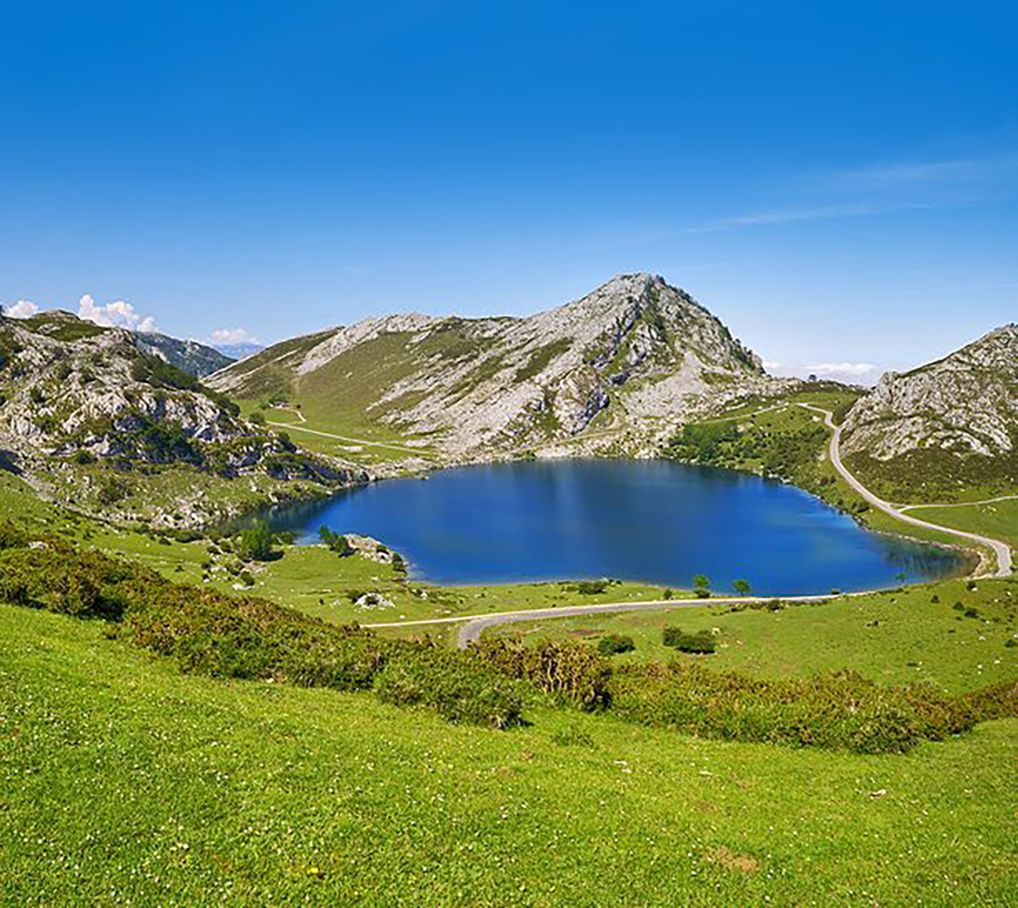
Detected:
left=1, top=1, right=1015, bottom=381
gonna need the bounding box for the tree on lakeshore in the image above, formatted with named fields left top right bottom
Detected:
left=692, top=574, right=710, bottom=598
left=733, top=579, right=751, bottom=596
left=237, top=521, right=276, bottom=562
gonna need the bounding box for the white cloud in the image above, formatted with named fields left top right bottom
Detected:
left=209, top=327, right=259, bottom=345
left=806, top=362, right=880, bottom=381
left=762, top=359, right=782, bottom=370
left=77, top=294, right=157, bottom=333
left=5, top=299, right=39, bottom=319
left=806, top=362, right=879, bottom=376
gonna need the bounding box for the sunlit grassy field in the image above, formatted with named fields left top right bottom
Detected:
left=907, top=499, right=1018, bottom=551
left=2, top=603, right=1015, bottom=907
left=485, top=577, right=1018, bottom=694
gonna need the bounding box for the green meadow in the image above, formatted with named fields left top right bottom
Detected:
left=2, top=603, right=1016, bottom=907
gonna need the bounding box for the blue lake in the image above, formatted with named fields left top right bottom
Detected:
left=259, top=459, right=965, bottom=595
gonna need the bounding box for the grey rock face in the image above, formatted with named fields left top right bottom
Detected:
left=209, top=273, right=784, bottom=460
left=135, top=332, right=234, bottom=377
left=841, top=324, right=1018, bottom=459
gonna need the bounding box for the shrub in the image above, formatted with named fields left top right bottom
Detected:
left=575, top=579, right=609, bottom=595
left=963, top=679, right=1018, bottom=721
left=608, top=663, right=977, bottom=754
left=663, top=627, right=716, bottom=654
left=373, top=646, right=522, bottom=729
left=0, top=534, right=521, bottom=729
left=0, top=520, right=28, bottom=550
left=237, top=521, right=277, bottom=561
left=597, top=634, right=636, bottom=655
left=318, top=525, right=352, bottom=556
left=473, top=636, right=612, bottom=710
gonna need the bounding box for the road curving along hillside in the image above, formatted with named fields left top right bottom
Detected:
left=796, top=403, right=1013, bottom=578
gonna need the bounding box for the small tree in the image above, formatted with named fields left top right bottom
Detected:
left=692, top=574, right=710, bottom=598
left=732, top=579, right=751, bottom=596
left=237, top=521, right=276, bottom=561
left=318, top=525, right=352, bottom=556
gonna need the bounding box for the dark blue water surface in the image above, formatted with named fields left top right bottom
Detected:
left=261, top=460, right=964, bottom=595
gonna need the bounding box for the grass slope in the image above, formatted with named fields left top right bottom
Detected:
left=2, top=604, right=1016, bottom=907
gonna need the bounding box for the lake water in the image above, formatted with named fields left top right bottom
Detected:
left=259, top=459, right=965, bottom=595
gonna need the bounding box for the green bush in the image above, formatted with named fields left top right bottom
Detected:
left=662, top=627, right=716, bottom=654
left=962, top=679, right=1018, bottom=722
left=237, top=521, right=277, bottom=561
left=473, top=637, right=611, bottom=710
left=575, top=579, right=609, bottom=595
left=608, top=663, right=978, bottom=754
left=597, top=634, right=636, bottom=655
left=318, top=525, right=352, bottom=556
left=374, top=646, right=522, bottom=729
left=0, top=533, right=520, bottom=729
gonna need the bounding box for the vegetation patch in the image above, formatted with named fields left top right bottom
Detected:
left=0, top=523, right=520, bottom=729
left=662, top=626, right=717, bottom=653
left=608, top=662, right=984, bottom=753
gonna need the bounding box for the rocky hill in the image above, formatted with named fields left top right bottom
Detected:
left=136, top=331, right=234, bottom=377
left=209, top=274, right=784, bottom=461
left=841, top=324, right=1018, bottom=498
left=9, top=309, right=233, bottom=377
left=0, top=311, right=363, bottom=527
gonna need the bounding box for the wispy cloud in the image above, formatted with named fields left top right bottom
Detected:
left=832, top=154, right=1018, bottom=189
left=806, top=361, right=879, bottom=379
left=686, top=152, right=1017, bottom=233
left=685, top=201, right=926, bottom=233
left=769, top=361, right=884, bottom=385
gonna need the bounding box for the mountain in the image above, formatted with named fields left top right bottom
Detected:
left=136, top=332, right=235, bottom=376
left=0, top=310, right=361, bottom=526
left=8, top=309, right=233, bottom=377
left=212, top=341, right=264, bottom=361
left=840, top=324, right=1018, bottom=497
left=208, top=273, right=781, bottom=461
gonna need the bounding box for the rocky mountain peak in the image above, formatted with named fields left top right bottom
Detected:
left=208, top=274, right=779, bottom=461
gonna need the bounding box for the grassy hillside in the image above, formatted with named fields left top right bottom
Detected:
left=907, top=499, right=1018, bottom=551
left=3, top=603, right=1016, bottom=906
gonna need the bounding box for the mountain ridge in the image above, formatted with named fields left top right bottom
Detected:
left=209, top=273, right=782, bottom=462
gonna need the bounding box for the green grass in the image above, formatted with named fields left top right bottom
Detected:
left=486, top=577, right=1018, bottom=695
left=2, top=603, right=1016, bottom=906
left=908, top=499, right=1018, bottom=552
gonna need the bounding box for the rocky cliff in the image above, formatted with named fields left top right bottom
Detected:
left=841, top=324, right=1018, bottom=459
left=840, top=324, right=1018, bottom=498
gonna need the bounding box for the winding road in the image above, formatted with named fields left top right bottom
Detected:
left=796, top=403, right=1012, bottom=578
left=364, top=593, right=837, bottom=648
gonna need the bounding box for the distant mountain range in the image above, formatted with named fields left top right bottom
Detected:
left=211, top=341, right=264, bottom=361
left=2, top=282, right=1014, bottom=521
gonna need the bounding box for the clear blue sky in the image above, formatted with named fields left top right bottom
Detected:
left=2, top=1, right=1015, bottom=380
